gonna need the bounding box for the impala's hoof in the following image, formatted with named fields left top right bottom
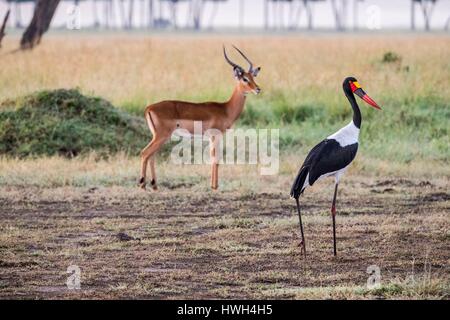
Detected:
left=150, top=179, right=158, bottom=191
left=139, top=177, right=146, bottom=190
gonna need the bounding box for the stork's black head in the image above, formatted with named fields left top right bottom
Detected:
left=343, top=76, right=381, bottom=110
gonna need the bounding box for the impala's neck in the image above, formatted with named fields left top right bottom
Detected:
left=225, top=85, right=247, bottom=123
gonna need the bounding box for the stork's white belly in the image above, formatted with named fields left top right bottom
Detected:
left=302, top=167, right=348, bottom=191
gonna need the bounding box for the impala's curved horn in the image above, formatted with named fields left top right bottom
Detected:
left=223, top=45, right=243, bottom=71
left=232, top=45, right=254, bottom=73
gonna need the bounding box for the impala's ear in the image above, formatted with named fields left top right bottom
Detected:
left=233, top=67, right=243, bottom=79
left=252, top=67, right=261, bottom=77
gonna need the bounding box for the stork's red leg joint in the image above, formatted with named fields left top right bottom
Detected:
left=331, top=205, right=336, bottom=216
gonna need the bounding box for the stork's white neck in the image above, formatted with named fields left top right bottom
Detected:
left=327, top=121, right=360, bottom=147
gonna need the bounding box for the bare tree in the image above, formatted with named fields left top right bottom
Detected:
left=129, top=0, right=135, bottom=28
left=0, top=10, right=11, bottom=48
left=419, top=0, right=437, bottom=31
left=148, top=0, right=154, bottom=28
left=20, top=0, right=60, bottom=50
left=330, top=0, right=348, bottom=31
left=191, top=0, right=204, bottom=30
left=411, top=0, right=438, bottom=31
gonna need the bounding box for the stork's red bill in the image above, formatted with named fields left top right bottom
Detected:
left=350, top=81, right=382, bottom=110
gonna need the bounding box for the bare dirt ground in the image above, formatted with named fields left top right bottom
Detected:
left=0, top=176, right=448, bottom=299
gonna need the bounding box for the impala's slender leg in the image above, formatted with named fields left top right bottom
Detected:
left=209, top=136, right=217, bottom=190
left=139, top=136, right=167, bottom=190
left=210, top=159, right=216, bottom=190
left=331, top=183, right=339, bottom=256
left=209, top=135, right=221, bottom=190
left=214, top=162, right=219, bottom=189
left=149, top=156, right=157, bottom=190
left=139, top=139, right=154, bottom=189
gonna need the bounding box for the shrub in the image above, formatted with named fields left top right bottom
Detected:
left=0, top=89, right=150, bottom=158
left=381, top=51, right=402, bottom=64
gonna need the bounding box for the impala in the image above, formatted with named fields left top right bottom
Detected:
left=139, top=46, right=261, bottom=190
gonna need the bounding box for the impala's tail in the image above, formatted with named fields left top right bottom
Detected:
left=290, top=166, right=309, bottom=199
left=144, top=107, right=156, bottom=137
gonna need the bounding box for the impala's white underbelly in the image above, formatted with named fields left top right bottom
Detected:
left=172, top=130, right=203, bottom=139
left=173, top=120, right=221, bottom=139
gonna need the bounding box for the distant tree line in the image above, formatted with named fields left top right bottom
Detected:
left=0, top=0, right=448, bottom=50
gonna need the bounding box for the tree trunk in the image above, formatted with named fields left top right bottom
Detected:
left=192, top=0, right=204, bottom=30
left=20, top=0, right=60, bottom=50
left=148, top=0, right=154, bottom=28
left=0, top=10, right=11, bottom=48
left=129, top=0, right=135, bottom=29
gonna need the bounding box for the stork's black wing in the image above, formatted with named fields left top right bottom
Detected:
left=308, top=139, right=358, bottom=184
left=290, top=139, right=358, bottom=199
left=290, top=140, right=328, bottom=199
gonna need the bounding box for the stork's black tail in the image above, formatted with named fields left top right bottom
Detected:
left=290, top=167, right=309, bottom=199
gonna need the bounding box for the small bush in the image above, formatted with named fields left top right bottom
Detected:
left=381, top=51, right=402, bottom=64
left=0, top=89, right=149, bottom=158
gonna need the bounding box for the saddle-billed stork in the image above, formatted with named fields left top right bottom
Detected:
left=290, top=77, right=381, bottom=257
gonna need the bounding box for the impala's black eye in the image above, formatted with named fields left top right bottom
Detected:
left=243, top=78, right=249, bottom=83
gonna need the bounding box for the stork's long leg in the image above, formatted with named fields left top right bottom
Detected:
left=295, top=198, right=306, bottom=257
left=331, top=183, right=339, bottom=256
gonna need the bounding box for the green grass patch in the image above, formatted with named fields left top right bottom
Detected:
left=0, top=88, right=448, bottom=169
left=381, top=51, right=402, bottom=64
left=0, top=89, right=150, bottom=158
left=238, top=91, right=450, bottom=164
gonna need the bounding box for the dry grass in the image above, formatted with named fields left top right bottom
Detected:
left=0, top=173, right=448, bottom=299
left=0, top=153, right=448, bottom=189
left=0, top=34, right=449, bottom=107
left=0, top=151, right=449, bottom=300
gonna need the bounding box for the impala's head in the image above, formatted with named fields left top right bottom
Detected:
left=223, top=45, right=261, bottom=95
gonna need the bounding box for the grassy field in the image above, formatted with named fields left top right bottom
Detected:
left=1, top=34, right=449, bottom=174
left=0, top=34, right=449, bottom=299
left=0, top=162, right=448, bottom=299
